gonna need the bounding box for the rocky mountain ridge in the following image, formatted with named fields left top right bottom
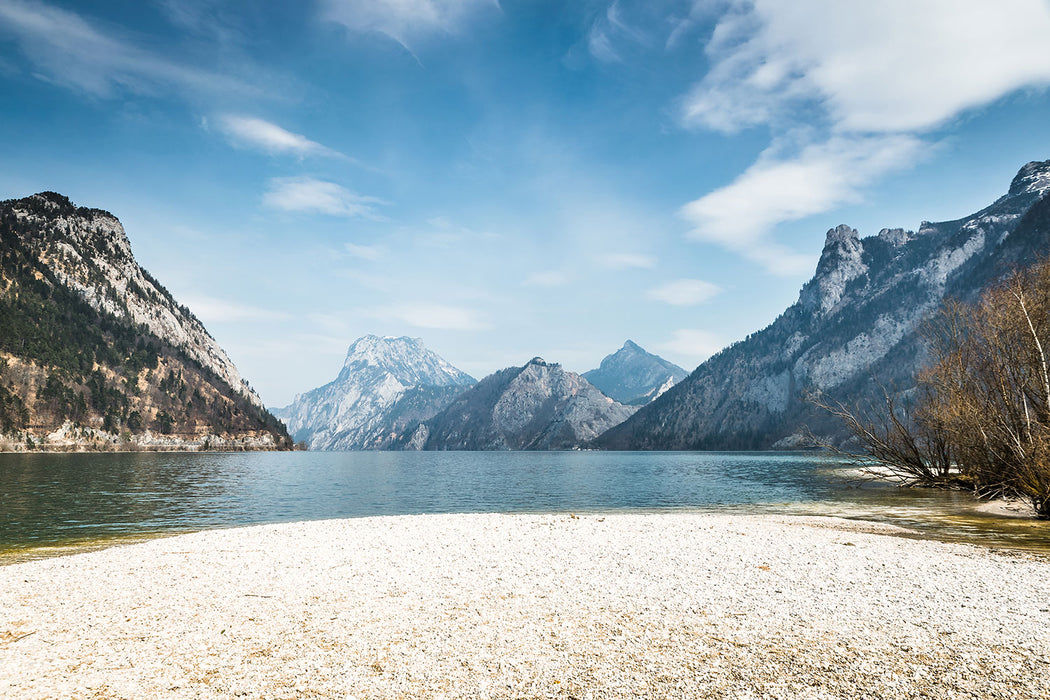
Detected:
left=595, top=159, right=1050, bottom=450
left=0, top=192, right=290, bottom=450
left=274, top=335, right=475, bottom=450
left=583, top=340, right=687, bottom=405
left=404, top=357, right=636, bottom=450
left=6, top=192, right=263, bottom=410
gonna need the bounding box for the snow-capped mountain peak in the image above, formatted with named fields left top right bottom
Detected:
left=276, top=335, right=475, bottom=450
left=339, top=335, right=474, bottom=388
left=1008, top=160, right=1050, bottom=198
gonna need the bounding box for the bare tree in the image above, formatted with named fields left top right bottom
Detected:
left=809, top=387, right=956, bottom=487
left=818, top=259, right=1050, bottom=518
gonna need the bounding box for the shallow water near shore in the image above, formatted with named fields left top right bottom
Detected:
left=1, top=450, right=1046, bottom=560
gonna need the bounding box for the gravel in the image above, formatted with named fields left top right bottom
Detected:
left=2, top=513, right=1049, bottom=699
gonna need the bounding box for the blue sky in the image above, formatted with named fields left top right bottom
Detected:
left=2, top=0, right=1050, bottom=408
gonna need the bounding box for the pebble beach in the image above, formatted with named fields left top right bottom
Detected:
left=2, top=513, right=1049, bottom=699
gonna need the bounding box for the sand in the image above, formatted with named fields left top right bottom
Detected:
left=2, top=513, right=1049, bottom=699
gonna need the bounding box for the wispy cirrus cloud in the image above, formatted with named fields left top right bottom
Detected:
left=344, top=242, right=385, bottom=260
left=213, top=115, right=345, bottom=159
left=524, top=271, right=571, bottom=288
left=645, top=279, right=720, bottom=306
left=587, top=1, right=646, bottom=63
left=681, top=134, right=926, bottom=276
left=596, top=252, right=656, bottom=270
left=263, top=177, right=387, bottom=219
left=319, top=0, right=499, bottom=54
left=157, top=0, right=245, bottom=46
left=677, top=0, right=1050, bottom=275
left=179, top=294, right=291, bottom=323
left=0, top=0, right=256, bottom=98
left=658, top=329, right=726, bottom=362
left=379, top=302, right=487, bottom=330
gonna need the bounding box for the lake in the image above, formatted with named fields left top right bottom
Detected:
left=1, top=450, right=1047, bottom=558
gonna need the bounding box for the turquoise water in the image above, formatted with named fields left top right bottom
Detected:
left=1, top=451, right=1047, bottom=555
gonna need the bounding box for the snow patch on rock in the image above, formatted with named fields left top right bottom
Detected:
left=279, top=335, right=475, bottom=450
left=922, top=232, right=985, bottom=288
left=1008, top=160, right=1050, bottom=198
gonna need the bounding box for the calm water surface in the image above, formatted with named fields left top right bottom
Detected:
left=1, top=451, right=1047, bottom=557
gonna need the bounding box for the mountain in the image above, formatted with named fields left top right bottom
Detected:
left=274, top=335, right=476, bottom=450
left=583, top=340, right=687, bottom=405
left=404, top=357, right=636, bottom=450
left=595, top=159, right=1050, bottom=451
left=0, top=192, right=290, bottom=450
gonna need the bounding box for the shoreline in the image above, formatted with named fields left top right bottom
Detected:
left=2, top=512, right=1049, bottom=699
left=3, top=495, right=1048, bottom=567
left=0, top=421, right=292, bottom=452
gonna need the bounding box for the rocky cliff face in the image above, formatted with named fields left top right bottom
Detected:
left=5, top=193, right=262, bottom=409
left=0, top=192, right=290, bottom=450
left=406, top=357, right=636, bottom=450
left=582, top=340, right=687, bottom=405
left=274, top=335, right=475, bottom=450
left=596, top=160, right=1050, bottom=450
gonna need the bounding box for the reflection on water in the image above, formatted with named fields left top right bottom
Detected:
left=0, top=451, right=1047, bottom=559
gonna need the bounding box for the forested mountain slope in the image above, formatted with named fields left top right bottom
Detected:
left=0, top=192, right=290, bottom=450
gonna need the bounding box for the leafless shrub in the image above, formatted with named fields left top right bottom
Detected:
left=818, top=258, right=1050, bottom=518
left=808, top=388, right=957, bottom=487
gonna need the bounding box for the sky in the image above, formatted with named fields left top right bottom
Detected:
left=2, top=0, right=1050, bottom=408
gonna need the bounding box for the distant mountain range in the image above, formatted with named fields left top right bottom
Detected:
left=273, top=335, right=476, bottom=450
left=285, top=159, right=1050, bottom=454
left=596, top=159, right=1050, bottom=450
left=402, top=357, right=636, bottom=450
left=279, top=337, right=684, bottom=451
left=0, top=192, right=290, bottom=450
left=583, top=340, right=687, bottom=405
left=14, top=160, right=1046, bottom=453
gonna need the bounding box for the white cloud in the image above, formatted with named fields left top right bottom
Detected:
left=179, top=295, right=290, bottom=323
left=307, top=312, right=352, bottom=336
left=215, top=115, right=344, bottom=159
left=0, top=0, right=254, bottom=98
left=678, top=0, right=1050, bottom=273
left=319, top=0, right=498, bottom=53
left=646, top=279, right=720, bottom=306
left=587, top=2, right=648, bottom=63
left=263, top=177, right=386, bottom=219
left=665, top=1, right=717, bottom=51
left=588, top=29, right=620, bottom=64
left=411, top=217, right=502, bottom=249
left=597, top=252, right=656, bottom=270
left=524, top=271, right=570, bottom=288
left=658, top=329, right=726, bottom=361
left=381, top=302, right=486, bottom=330
left=342, top=269, right=395, bottom=291
left=680, top=134, right=925, bottom=276
left=682, top=0, right=1050, bottom=134
left=427, top=215, right=455, bottom=228
left=344, top=242, right=385, bottom=260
